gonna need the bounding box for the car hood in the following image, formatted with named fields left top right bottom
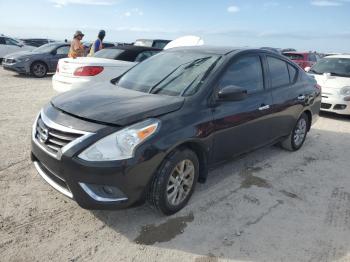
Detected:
left=51, top=83, right=185, bottom=126
left=311, top=73, right=350, bottom=89
left=5, top=50, right=43, bottom=59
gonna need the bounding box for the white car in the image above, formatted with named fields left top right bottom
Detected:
left=53, top=46, right=161, bottom=93
left=0, top=35, right=34, bottom=62
left=307, top=55, right=350, bottom=115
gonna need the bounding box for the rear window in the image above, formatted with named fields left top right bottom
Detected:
left=94, top=49, right=124, bottom=59
left=267, top=56, right=290, bottom=88
left=284, top=53, right=304, bottom=60
left=288, top=64, right=298, bottom=82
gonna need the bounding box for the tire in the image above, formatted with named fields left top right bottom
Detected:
left=148, top=148, right=199, bottom=215
left=31, top=62, right=47, bottom=78
left=281, top=113, right=309, bottom=151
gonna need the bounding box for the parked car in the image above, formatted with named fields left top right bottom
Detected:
left=52, top=45, right=161, bottom=92
left=20, top=38, right=57, bottom=47
left=0, top=35, right=35, bottom=63
left=2, top=42, right=70, bottom=77
left=283, top=52, right=317, bottom=70
left=134, top=39, right=171, bottom=49
left=31, top=47, right=321, bottom=215
left=306, top=55, right=350, bottom=115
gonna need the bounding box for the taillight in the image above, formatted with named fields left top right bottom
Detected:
left=74, top=66, right=104, bottom=76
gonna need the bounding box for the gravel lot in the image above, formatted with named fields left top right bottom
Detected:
left=1, top=67, right=350, bottom=262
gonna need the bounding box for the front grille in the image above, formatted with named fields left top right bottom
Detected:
left=321, top=103, right=332, bottom=109
left=34, top=114, right=84, bottom=157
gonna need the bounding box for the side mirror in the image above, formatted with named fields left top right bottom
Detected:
left=18, top=44, right=24, bottom=48
left=217, top=85, right=248, bottom=102
left=51, top=50, right=57, bottom=55
left=304, top=66, right=311, bottom=72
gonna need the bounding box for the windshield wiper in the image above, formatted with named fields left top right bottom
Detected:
left=148, top=57, right=212, bottom=94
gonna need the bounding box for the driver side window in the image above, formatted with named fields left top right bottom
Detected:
left=56, top=46, right=70, bottom=55
left=5, top=38, right=19, bottom=46
left=219, top=55, right=264, bottom=94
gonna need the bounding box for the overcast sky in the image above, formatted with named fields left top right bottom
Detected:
left=0, top=0, right=349, bottom=52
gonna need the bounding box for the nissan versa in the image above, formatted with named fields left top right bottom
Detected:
left=31, top=46, right=321, bottom=215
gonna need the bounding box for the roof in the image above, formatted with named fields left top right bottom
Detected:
left=164, top=45, right=240, bottom=55
left=324, top=54, right=350, bottom=59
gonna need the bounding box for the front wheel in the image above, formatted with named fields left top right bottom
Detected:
left=148, top=149, right=199, bottom=215
left=281, top=113, right=309, bottom=151
left=31, top=62, right=47, bottom=78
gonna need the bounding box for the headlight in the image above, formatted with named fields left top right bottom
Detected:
left=340, top=86, right=350, bottom=96
left=78, top=118, right=160, bottom=161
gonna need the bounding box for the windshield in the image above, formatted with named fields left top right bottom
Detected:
left=117, top=51, right=220, bottom=96
left=309, top=58, right=350, bottom=77
left=94, top=48, right=124, bottom=59
left=33, top=43, right=58, bottom=53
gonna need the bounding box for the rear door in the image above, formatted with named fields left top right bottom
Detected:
left=265, top=55, right=306, bottom=138
left=212, top=53, right=274, bottom=163
left=49, top=45, right=69, bottom=71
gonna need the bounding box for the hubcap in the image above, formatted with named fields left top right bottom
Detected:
left=294, top=118, right=307, bottom=146
left=33, top=64, right=46, bottom=76
left=166, top=159, right=195, bottom=206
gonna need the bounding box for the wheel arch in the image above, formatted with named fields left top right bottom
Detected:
left=303, top=109, right=312, bottom=131
left=165, top=140, right=209, bottom=184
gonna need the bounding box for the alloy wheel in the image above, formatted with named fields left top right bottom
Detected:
left=294, top=118, right=307, bottom=147
left=166, top=159, right=195, bottom=206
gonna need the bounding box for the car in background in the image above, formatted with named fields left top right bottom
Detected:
left=31, top=47, right=321, bottom=215
left=0, top=35, right=35, bottom=63
left=307, top=55, right=350, bottom=115
left=283, top=52, right=317, bottom=70
left=20, top=38, right=57, bottom=47
left=134, top=39, right=171, bottom=49
left=2, top=42, right=70, bottom=77
left=52, top=45, right=161, bottom=92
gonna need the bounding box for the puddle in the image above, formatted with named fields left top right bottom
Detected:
left=240, top=166, right=271, bottom=189
left=134, top=212, right=194, bottom=245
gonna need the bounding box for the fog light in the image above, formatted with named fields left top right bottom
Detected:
left=333, top=104, right=347, bottom=110
left=79, top=183, right=128, bottom=202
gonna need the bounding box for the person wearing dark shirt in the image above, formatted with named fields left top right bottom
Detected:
left=88, top=30, right=106, bottom=56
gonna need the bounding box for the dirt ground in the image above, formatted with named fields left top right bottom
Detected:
left=1, top=67, right=350, bottom=262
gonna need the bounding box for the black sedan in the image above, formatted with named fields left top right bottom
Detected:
left=2, top=42, right=70, bottom=77
left=31, top=46, right=321, bottom=215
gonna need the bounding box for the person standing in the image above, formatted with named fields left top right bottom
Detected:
left=88, top=30, right=106, bottom=56
left=68, top=30, right=85, bottom=58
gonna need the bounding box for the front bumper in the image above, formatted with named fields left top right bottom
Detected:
left=2, top=61, right=29, bottom=74
left=320, top=95, right=350, bottom=115
left=31, top=108, right=163, bottom=210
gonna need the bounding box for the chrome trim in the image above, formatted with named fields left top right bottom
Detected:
left=32, top=110, right=94, bottom=160
left=34, top=161, right=73, bottom=198
left=79, top=183, right=128, bottom=202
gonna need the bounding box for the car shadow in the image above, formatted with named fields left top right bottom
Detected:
left=12, top=73, right=53, bottom=79
left=91, top=126, right=350, bottom=261
left=320, top=111, right=350, bottom=121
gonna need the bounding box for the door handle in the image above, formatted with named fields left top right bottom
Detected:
left=258, top=105, right=270, bottom=111
left=297, top=95, right=306, bottom=100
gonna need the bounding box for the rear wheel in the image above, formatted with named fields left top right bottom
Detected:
left=31, top=62, right=47, bottom=78
left=148, top=149, right=199, bottom=215
left=281, top=113, right=309, bottom=151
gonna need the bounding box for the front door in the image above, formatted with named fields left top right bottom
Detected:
left=212, top=54, right=273, bottom=163
left=49, top=45, right=70, bottom=71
